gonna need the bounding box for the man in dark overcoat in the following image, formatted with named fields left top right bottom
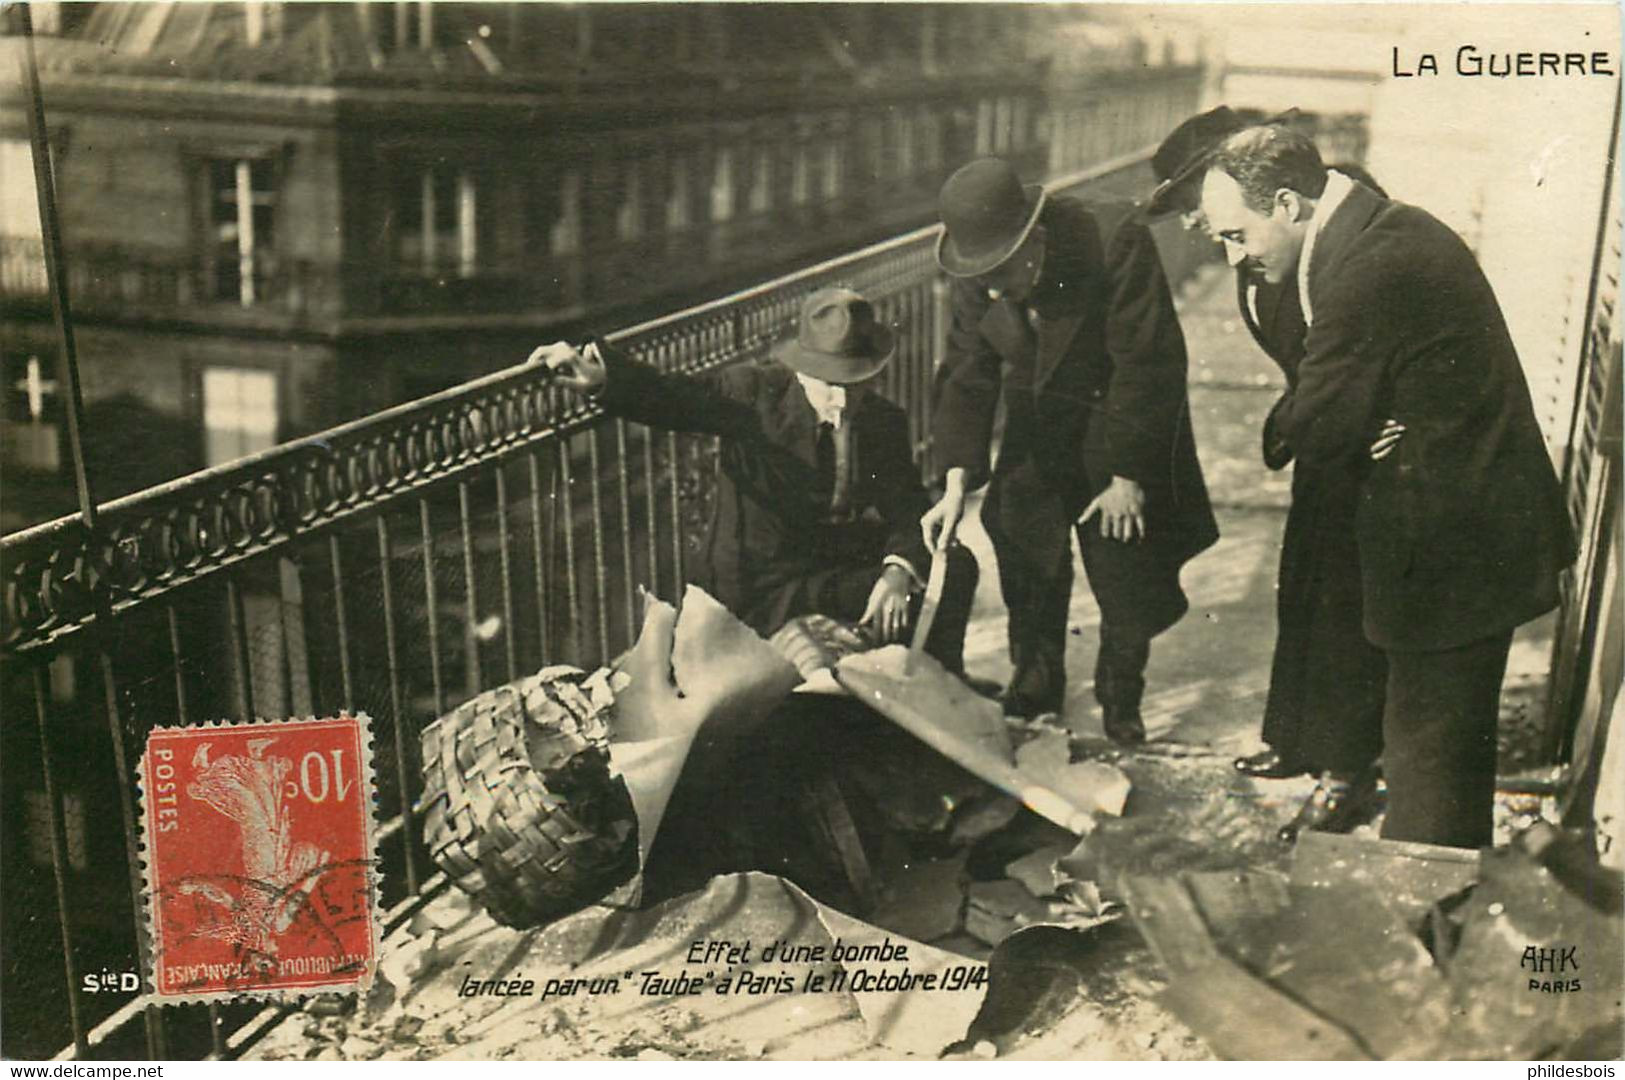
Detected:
left=923, top=158, right=1218, bottom=743
left=1147, top=108, right=1390, bottom=841
left=1201, top=126, right=1576, bottom=847
left=528, top=287, right=978, bottom=673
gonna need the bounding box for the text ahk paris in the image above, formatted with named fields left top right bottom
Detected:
left=1522, top=944, right=1582, bottom=994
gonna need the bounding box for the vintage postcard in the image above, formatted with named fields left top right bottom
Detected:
left=0, top=0, right=1619, bottom=1065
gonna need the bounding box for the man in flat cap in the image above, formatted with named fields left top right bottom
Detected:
left=1200, top=125, right=1574, bottom=847
left=1148, top=108, right=1394, bottom=842
left=529, top=287, right=978, bottom=673
left=923, top=158, right=1218, bottom=743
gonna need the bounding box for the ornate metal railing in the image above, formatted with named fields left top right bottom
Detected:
left=1, top=148, right=1197, bottom=1062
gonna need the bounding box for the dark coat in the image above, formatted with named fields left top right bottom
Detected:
left=1241, top=274, right=1308, bottom=470
left=1238, top=269, right=1386, bottom=774
left=934, top=196, right=1217, bottom=636
left=1273, top=183, right=1576, bottom=652
left=595, top=347, right=931, bottom=636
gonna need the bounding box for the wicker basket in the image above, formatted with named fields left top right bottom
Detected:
left=419, top=667, right=639, bottom=928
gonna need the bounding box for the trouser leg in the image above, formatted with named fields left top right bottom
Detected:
left=917, top=544, right=979, bottom=674
left=1094, top=622, right=1150, bottom=715
left=987, top=525, right=1071, bottom=714
left=1095, top=621, right=1151, bottom=742
left=1379, top=630, right=1513, bottom=849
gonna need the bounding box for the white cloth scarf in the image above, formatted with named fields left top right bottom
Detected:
left=1297, top=169, right=1355, bottom=329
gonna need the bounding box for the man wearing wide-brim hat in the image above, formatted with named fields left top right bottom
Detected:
left=529, top=287, right=978, bottom=671
left=923, top=158, right=1218, bottom=743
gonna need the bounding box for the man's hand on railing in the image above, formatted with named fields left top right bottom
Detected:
left=527, top=341, right=608, bottom=395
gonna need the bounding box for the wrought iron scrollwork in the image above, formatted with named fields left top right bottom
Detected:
left=0, top=363, right=582, bottom=653
left=4, top=184, right=974, bottom=656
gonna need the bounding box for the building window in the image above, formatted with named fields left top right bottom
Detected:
left=616, top=160, right=643, bottom=242
left=551, top=170, right=581, bottom=255
left=747, top=146, right=771, bottom=215
left=0, top=138, right=45, bottom=296
left=790, top=143, right=810, bottom=207
left=666, top=153, right=691, bottom=231
left=864, top=116, right=886, bottom=181
left=821, top=138, right=843, bottom=201
left=919, top=107, right=942, bottom=175
left=390, top=0, right=435, bottom=50
left=394, top=166, right=477, bottom=279
left=208, top=157, right=275, bottom=306
left=975, top=99, right=994, bottom=157
left=30, top=2, right=62, bottom=34
left=1, top=137, right=40, bottom=233
left=892, top=111, right=915, bottom=179
left=1, top=353, right=60, bottom=472
left=202, top=366, right=278, bottom=467
left=710, top=148, right=735, bottom=223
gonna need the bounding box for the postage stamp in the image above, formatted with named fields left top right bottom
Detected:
left=138, top=714, right=379, bottom=1005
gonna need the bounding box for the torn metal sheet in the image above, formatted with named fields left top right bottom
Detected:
left=1290, top=830, right=1480, bottom=926
left=1119, top=874, right=1373, bottom=1060
left=1006, top=843, right=1078, bottom=900
left=1126, top=829, right=1625, bottom=1061
left=837, top=646, right=1014, bottom=764
left=1232, top=880, right=1454, bottom=1059
left=951, top=922, right=1119, bottom=1056
left=1013, top=730, right=1133, bottom=818
left=835, top=647, right=1118, bottom=835
left=869, top=856, right=968, bottom=944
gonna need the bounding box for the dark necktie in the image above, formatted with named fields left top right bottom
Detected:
left=817, top=421, right=854, bottom=521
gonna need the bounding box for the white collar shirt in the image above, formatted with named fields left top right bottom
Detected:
left=1297, top=168, right=1355, bottom=329
left=796, top=374, right=848, bottom=430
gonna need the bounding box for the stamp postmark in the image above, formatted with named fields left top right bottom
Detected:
left=138, top=714, right=379, bottom=1005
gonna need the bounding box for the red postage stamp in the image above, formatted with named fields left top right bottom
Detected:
left=139, top=714, right=379, bottom=1004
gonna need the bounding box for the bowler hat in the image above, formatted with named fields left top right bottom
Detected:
left=935, top=158, right=1047, bottom=278
left=773, top=287, right=895, bottom=384
left=1146, top=106, right=1300, bottom=217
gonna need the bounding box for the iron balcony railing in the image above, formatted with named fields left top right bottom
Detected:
left=1, top=148, right=1204, bottom=1062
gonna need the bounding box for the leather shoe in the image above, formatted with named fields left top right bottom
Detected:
left=1102, top=706, right=1146, bottom=746
left=1276, top=772, right=1380, bottom=844
left=959, top=674, right=1004, bottom=700
left=1233, top=749, right=1309, bottom=780
left=999, top=691, right=1058, bottom=720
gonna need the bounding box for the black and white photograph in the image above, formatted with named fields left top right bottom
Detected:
left=0, top=0, right=1620, bottom=1063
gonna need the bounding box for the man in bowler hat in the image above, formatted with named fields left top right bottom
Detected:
left=1149, top=108, right=1395, bottom=842
left=923, top=158, right=1218, bottom=742
left=1200, top=126, right=1575, bottom=847
left=529, top=287, right=978, bottom=672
